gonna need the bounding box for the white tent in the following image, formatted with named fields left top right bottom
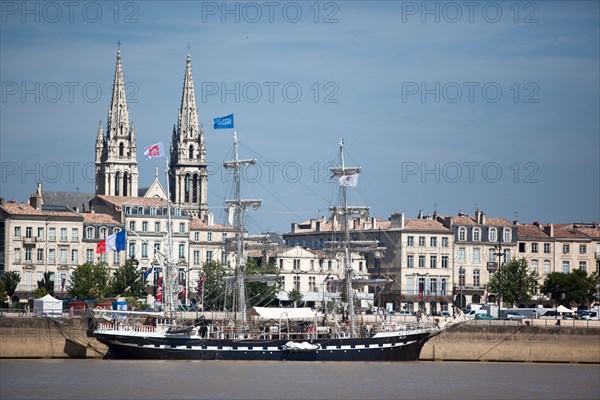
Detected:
left=556, top=305, right=573, bottom=314
left=33, top=294, right=63, bottom=318
left=248, top=307, right=320, bottom=321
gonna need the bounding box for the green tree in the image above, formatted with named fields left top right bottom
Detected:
left=245, top=259, right=280, bottom=307
left=200, top=261, right=230, bottom=310
left=0, top=280, right=8, bottom=307
left=287, top=289, right=303, bottom=306
left=110, top=259, right=145, bottom=297
left=541, top=270, right=599, bottom=307
left=37, top=271, right=54, bottom=296
left=33, top=287, right=47, bottom=298
left=2, top=271, right=21, bottom=303
left=488, top=258, right=539, bottom=307
left=68, top=262, right=110, bottom=300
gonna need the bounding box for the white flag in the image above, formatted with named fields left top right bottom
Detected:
left=143, top=142, right=165, bottom=160
left=339, top=173, right=359, bottom=187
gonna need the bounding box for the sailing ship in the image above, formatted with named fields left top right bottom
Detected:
left=93, top=134, right=461, bottom=361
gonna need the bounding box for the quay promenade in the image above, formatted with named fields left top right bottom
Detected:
left=0, top=313, right=599, bottom=362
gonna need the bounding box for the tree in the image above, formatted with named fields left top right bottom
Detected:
left=487, top=258, right=539, bottom=308
left=200, top=261, right=230, bottom=310
left=2, top=271, right=21, bottom=303
left=0, top=280, right=8, bottom=307
left=68, top=262, right=110, bottom=300
left=245, top=259, right=281, bottom=307
left=287, top=289, right=303, bottom=307
left=110, top=259, right=145, bottom=297
left=33, top=287, right=47, bottom=299
left=37, top=271, right=54, bottom=296
left=541, top=270, right=599, bottom=307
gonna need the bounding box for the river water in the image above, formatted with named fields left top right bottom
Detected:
left=1, top=360, right=599, bottom=400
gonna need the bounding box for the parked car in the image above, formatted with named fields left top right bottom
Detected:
left=581, top=311, right=599, bottom=320
left=475, top=313, right=496, bottom=320
left=397, top=311, right=413, bottom=317
left=504, top=311, right=525, bottom=320
left=440, top=311, right=451, bottom=317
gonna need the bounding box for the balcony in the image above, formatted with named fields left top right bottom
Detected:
left=596, top=252, right=600, bottom=260
left=23, top=237, right=36, bottom=245
left=452, top=285, right=485, bottom=295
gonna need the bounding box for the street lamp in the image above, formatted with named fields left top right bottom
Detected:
left=458, top=266, right=464, bottom=312
left=416, top=272, right=429, bottom=314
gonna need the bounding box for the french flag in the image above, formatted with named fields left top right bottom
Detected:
left=96, top=230, right=127, bottom=254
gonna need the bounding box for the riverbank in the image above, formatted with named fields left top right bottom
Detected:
left=1, top=316, right=598, bottom=363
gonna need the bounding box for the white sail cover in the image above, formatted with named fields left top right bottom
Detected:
left=248, top=307, right=319, bottom=320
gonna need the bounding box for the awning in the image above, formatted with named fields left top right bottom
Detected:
left=248, top=307, right=320, bottom=320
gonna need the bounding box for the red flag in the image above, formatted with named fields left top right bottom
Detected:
left=156, top=277, right=163, bottom=302
left=96, top=239, right=106, bottom=254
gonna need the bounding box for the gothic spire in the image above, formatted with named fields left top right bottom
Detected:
left=107, top=48, right=130, bottom=139
left=177, top=51, right=199, bottom=139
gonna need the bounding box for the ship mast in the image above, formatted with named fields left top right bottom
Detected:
left=163, top=156, right=177, bottom=318
left=223, top=132, right=262, bottom=326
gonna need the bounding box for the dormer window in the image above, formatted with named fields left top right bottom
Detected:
left=86, top=227, right=94, bottom=239
left=137, top=206, right=144, bottom=214
left=489, top=228, right=497, bottom=242
left=100, top=227, right=108, bottom=239
left=458, top=227, right=466, bottom=241
left=150, top=207, right=157, bottom=215
left=503, top=228, right=511, bottom=242
left=473, top=228, right=480, bottom=241
left=124, top=206, right=132, bottom=214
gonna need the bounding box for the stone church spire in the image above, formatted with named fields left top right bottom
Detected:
left=95, top=47, right=139, bottom=197
left=169, top=50, right=208, bottom=219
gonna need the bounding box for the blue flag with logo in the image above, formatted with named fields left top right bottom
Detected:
left=213, top=114, right=234, bottom=129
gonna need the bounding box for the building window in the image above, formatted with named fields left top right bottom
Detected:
left=407, top=255, right=414, bottom=268
left=430, top=278, right=437, bottom=296
left=579, top=261, right=587, bottom=272
left=309, top=276, right=317, bottom=292
left=418, top=255, right=425, bottom=268
left=60, top=228, right=68, bottom=241
left=328, top=260, right=332, bottom=271
left=544, top=243, right=551, bottom=254
left=99, top=253, right=106, bottom=262
left=441, top=237, right=449, bottom=248
left=72, top=228, right=79, bottom=241
left=86, top=227, right=94, bottom=239
left=48, top=249, right=55, bottom=263
left=293, top=259, right=300, bottom=270
left=86, top=249, right=94, bottom=262
left=562, top=244, right=569, bottom=254
left=407, top=236, right=414, bottom=247
left=473, top=269, right=480, bottom=287
left=543, top=260, right=550, bottom=274
left=25, top=227, right=33, bottom=239
left=193, top=251, right=200, bottom=265
left=71, top=249, right=78, bottom=263
left=194, top=232, right=200, bottom=242
left=14, top=226, right=21, bottom=238
left=430, top=237, right=437, bottom=247
left=488, top=248, right=496, bottom=262
left=531, top=243, right=538, bottom=253
left=141, top=243, right=148, bottom=258
left=150, top=207, right=157, bottom=215
left=429, top=255, right=437, bottom=269
left=459, top=268, right=465, bottom=287
left=221, top=253, right=228, bottom=265
left=473, top=248, right=481, bottom=264
left=37, top=227, right=44, bottom=240
left=503, top=228, right=511, bottom=242
left=128, top=242, right=136, bottom=258
left=155, top=221, right=160, bottom=232
left=207, top=232, right=212, bottom=242
left=458, top=227, right=466, bottom=241
left=562, top=261, right=570, bottom=274
left=49, top=227, right=56, bottom=241
left=418, top=236, right=425, bottom=246
left=294, top=276, right=301, bottom=291
left=137, top=206, right=144, bottom=214
left=100, top=227, right=107, bottom=239
left=311, top=259, right=315, bottom=271
left=179, top=243, right=185, bottom=258
left=519, top=243, right=526, bottom=253
left=153, top=242, right=161, bottom=256
left=60, top=248, right=67, bottom=263
left=458, top=248, right=465, bottom=263
left=129, top=221, right=136, bottom=231
left=473, top=228, right=480, bottom=241
left=124, top=206, right=132, bottom=214
left=179, top=223, right=185, bottom=234
left=142, top=221, right=148, bottom=232
left=504, top=249, right=511, bottom=262
left=441, top=278, right=447, bottom=296
left=579, top=245, right=587, bottom=254
left=531, top=260, right=538, bottom=274
left=441, top=255, right=448, bottom=269
left=25, top=248, right=32, bottom=262
left=206, top=251, right=213, bottom=263
left=489, top=228, right=497, bottom=242
left=37, top=248, right=44, bottom=262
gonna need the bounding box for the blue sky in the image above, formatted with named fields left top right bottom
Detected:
left=1, top=1, right=598, bottom=233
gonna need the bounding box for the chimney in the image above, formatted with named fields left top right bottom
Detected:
left=315, top=220, right=321, bottom=232
left=475, top=209, right=481, bottom=224
left=533, top=221, right=541, bottom=227
left=481, top=213, right=486, bottom=225
left=204, top=211, right=215, bottom=226
left=544, top=223, right=554, bottom=237
left=29, top=193, right=42, bottom=210
left=390, top=211, right=405, bottom=229
left=372, top=217, right=377, bottom=230
left=458, top=210, right=465, bottom=216
left=417, top=210, right=423, bottom=219
left=226, top=204, right=234, bottom=226
left=291, top=222, right=298, bottom=233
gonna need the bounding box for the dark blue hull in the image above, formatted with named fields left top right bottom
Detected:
left=95, top=332, right=432, bottom=361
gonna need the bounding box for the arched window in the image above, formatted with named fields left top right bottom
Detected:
left=150, top=207, right=157, bottom=215
left=189, top=145, right=194, bottom=159
left=100, top=227, right=108, bottom=239
left=458, top=227, right=466, bottom=241
left=137, top=206, right=144, bottom=214
left=503, top=228, right=511, bottom=242
left=119, top=142, right=125, bottom=157
left=86, top=227, right=94, bottom=239
left=184, top=174, right=191, bottom=203
left=115, top=172, right=121, bottom=196
left=489, top=228, right=497, bottom=242
left=473, top=227, right=480, bottom=241
left=123, top=172, right=129, bottom=197
left=192, top=174, right=199, bottom=203
left=124, top=206, right=132, bottom=214
left=113, top=227, right=121, bottom=234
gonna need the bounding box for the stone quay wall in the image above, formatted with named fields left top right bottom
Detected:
left=1, top=316, right=599, bottom=363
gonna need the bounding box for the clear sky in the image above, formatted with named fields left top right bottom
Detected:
left=1, top=1, right=599, bottom=233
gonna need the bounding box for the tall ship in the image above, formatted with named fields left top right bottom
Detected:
left=93, top=133, right=460, bottom=361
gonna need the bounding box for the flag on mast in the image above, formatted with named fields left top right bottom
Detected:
left=338, top=173, right=359, bottom=187
left=213, top=114, right=234, bottom=129
left=143, top=142, right=165, bottom=160
left=96, top=230, right=127, bottom=254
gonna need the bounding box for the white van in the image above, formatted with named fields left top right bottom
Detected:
left=466, top=309, right=487, bottom=320
left=582, top=311, right=599, bottom=320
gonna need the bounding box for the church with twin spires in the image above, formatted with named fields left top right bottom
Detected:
left=94, top=47, right=208, bottom=219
